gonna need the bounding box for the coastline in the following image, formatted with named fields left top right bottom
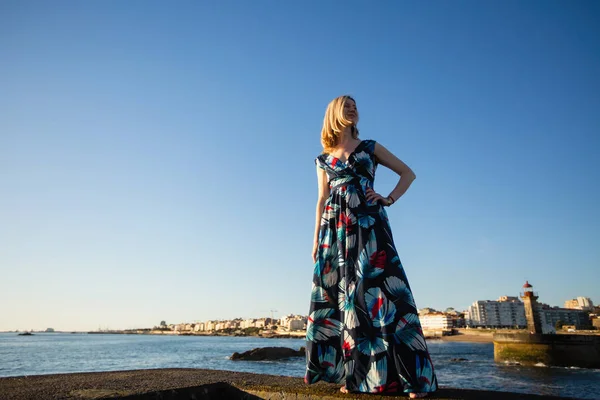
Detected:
left=59, top=330, right=499, bottom=343
left=86, top=330, right=309, bottom=339
left=20, top=329, right=597, bottom=346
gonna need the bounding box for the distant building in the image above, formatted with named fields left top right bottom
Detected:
left=174, top=324, right=188, bottom=332
left=224, top=320, right=239, bottom=329
left=280, top=314, right=307, bottom=331
left=564, top=299, right=579, bottom=309
left=240, top=319, right=255, bottom=329
left=239, top=318, right=266, bottom=329
left=450, top=313, right=466, bottom=328
left=564, top=297, right=594, bottom=311
left=420, top=313, right=452, bottom=330
left=536, top=305, right=590, bottom=329
left=205, top=321, right=216, bottom=331
left=289, top=319, right=305, bottom=330
left=466, top=296, right=527, bottom=328
left=592, top=318, right=600, bottom=330
left=45, top=328, right=55, bottom=333
left=498, top=296, right=520, bottom=302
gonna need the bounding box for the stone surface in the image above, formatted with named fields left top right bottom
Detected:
left=230, top=346, right=305, bottom=361
left=0, top=368, right=585, bottom=400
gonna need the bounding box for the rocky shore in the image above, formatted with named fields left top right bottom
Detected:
left=0, top=368, right=584, bottom=400
left=230, top=346, right=305, bottom=360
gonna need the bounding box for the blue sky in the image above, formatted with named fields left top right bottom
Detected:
left=1, top=1, right=599, bottom=331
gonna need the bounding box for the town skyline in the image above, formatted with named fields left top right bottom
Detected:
left=4, top=288, right=596, bottom=333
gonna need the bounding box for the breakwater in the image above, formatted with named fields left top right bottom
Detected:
left=0, top=368, right=586, bottom=400
left=494, top=333, right=600, bottom=368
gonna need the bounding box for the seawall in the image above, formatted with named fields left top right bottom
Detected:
left=493, top=333, right=600, bottom=368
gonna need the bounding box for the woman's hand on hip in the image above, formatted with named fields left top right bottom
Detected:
left=366, top=188, right=392, bottom=206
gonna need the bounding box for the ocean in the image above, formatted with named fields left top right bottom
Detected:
left=0, top=333, right=598, bottom=399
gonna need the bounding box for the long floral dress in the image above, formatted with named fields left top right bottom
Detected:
left=305, top=139, right=438, bottom=394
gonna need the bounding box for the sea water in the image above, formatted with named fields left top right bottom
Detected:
left=1, top=333, right=598, bottom=399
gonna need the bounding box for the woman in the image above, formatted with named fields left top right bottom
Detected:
left=305, top=95, right=438, bottom=398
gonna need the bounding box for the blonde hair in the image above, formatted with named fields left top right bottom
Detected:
left=321, top=95, right=359, bottom=153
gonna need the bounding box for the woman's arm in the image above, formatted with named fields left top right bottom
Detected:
left=312, top=166, right=330, bottom=262
left=366, top=142, right=416, bottom=205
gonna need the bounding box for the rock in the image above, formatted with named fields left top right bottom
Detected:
left=450, top=358, right=468, bottom=362
left=230, top=347, right=305, bottom=361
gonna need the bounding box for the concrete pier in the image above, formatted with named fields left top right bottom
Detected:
left=493, top=332, right=600, bottom=368
left=0, top=368, right=585, bottom=400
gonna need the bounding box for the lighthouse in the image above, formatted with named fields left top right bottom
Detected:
left=520, top=281, right=542, bottom=334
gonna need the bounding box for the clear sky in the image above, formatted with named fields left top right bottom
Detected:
left=1, top=1, right=599, bottom=332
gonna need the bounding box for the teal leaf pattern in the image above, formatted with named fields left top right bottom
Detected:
left=338, top=278, right=359, bottom=329
left=392, top=313, right=427, bottom=352
left=357, top=333, right=388, bottom=356
left=306, top=308, right=343, bottom=342
left=358, top=358, right=388, bottom=393
left=365, top=287, right=396, bottom=328
left=311, top=284, right=329, bottom=303
left=318, top=346, right=344, bottom=383
left=356, top=230, right=385, bottom=280
left=384, top=276, right=416, bottom=309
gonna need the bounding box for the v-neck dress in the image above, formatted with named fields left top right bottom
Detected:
left=305, top=139, right=438, bottom=394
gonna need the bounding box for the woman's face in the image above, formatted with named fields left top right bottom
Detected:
left=343, top=98, right=359, bottom=124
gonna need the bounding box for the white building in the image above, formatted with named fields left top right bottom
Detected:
left=564, top=297, right=594, bottom=311
left=194, top=323, right=205, bottom=332
left=214, top=322, right=225, bottom=331
left=204, top=321, right=216, bottom=331
left=224, top=320, right=239, bottom=329
left=466, top=297, right=527, bottom=328
left=289, top=319, right=305, bottom=331
left=279, top=314, right=307, bottom=331
left=240, top=319, right=262, bottom=329
left=420, top=313, right=452, bottom=330
left=240, top=319, right=251, bottom=329
left=173, top=324, right=188, bottom=332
